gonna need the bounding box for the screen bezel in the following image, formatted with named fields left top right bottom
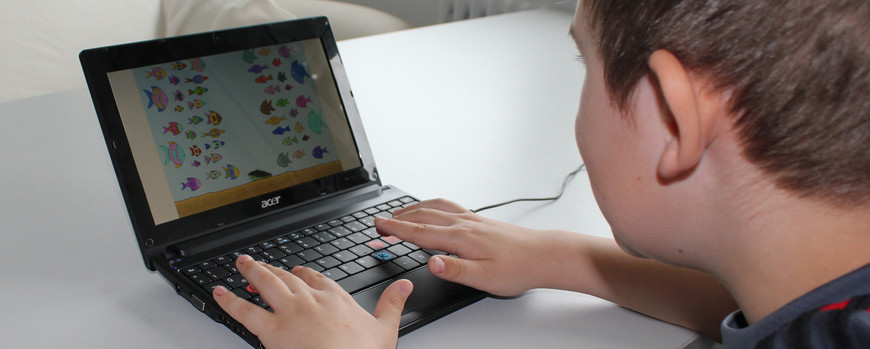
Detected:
left=80, top=17, right=380, bottom=267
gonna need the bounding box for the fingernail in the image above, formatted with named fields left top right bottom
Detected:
left=400, top=281, right=413, bottom=297
left=213, top=286, right=228, bottom=297
left=430, top=256, right=446, bottom=276
left=237, top=255, right=253, bottom=264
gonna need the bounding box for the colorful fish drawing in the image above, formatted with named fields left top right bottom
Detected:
left=161, top=141, right=185, bottom=168
left=182, top=177, right=201, bottom=191
left=302, top=135, right=310, bottom=141
left=272, top=126, right=291, bottom=135
left=255, top=75, right=273, bottom=83
left=146, top=67, right=166, bottom=80
left=294, top=122, right=304, bottom=133
left=248, top=64, right=269, bottom=74
left=278, top=45, right=293, bottom=58
left=312, top=146, right=329, bottom=159
left=143, top=86, right=168, bottom=112
left=188, top=86, right=208, bottom=95
left=296, top=95, right=313, bottom=108
left=307, top=110, right=325, bottom=134
left=207, top=170, right=221, bottom=179
left=205, top=153, right=222, bottom=164
left=189, top=58, right=205, bottom=72
left=248, top=169, right=272, bottom=181
left=284, top=84, right=293, bottom=91
left=188, top=115, right=203, bottom=125
left=205, top=110, right=222, bottom=126
left=265, top=115, right=287, bottom=125
left=186, top=75, right=208, bottom=84
left=282, top=135, right=298, bottom=146
left=276, top=98, right=289, bottom=107
left=169, top=75, right=180, bottom=85
left=188, top=99, right=205, bottom=109
left=163, top=121, right=182, bottom=135
left=174, top=106, right=184, bottom=112
left=224, top=164, right=240, bottom=179
left=191, top=160, right=201, bottom=167
left=242, top=49, right=257, bottom=63
left=173, top=90, right=185, bottom=101
left=190, top=145, right=202, bottom=157
left=185, top=130, right=197, bottom=140
left=289, top=108, right=299, bottom=117
left=260, top=100, right=275, bottom=115
left=264, top=85, right=281, bottom=94
left=277, top=152, right=292, bottom=168
left=258, top=48, right=271, bottom=56
left=293, top=150, right=305, bottom=159
left=201, top=128, right=226, bottom=138
left=171, top=61, right=187, bottom=70
left=205, top=140, right=225, bottom=150
left=290, top=61, right=310, bottom=84
left=272, top=58, right=282, bottom=67
left=276, top=72, right=287, bottom=82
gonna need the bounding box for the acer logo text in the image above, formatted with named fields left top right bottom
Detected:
left=261, top=196, right=281, bottom=208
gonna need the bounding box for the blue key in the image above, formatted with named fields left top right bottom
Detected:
left=374, top=251, right=395, bottom=261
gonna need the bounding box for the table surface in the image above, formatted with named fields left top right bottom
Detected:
left=0, top=9, right=709, bottom=349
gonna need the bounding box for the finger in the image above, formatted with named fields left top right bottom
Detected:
left=236, top=255, right=293, bottom=308
left=261, top=262, right=308, bottom=294
left=291, top=266, right=338, bottom=291
left=213, top=286, right=273, bottom=336
left=427, top=255, right=485, bottom=289
left=373, top=279, right=413, bottom=330
left=393, top=198, right=470, bottom=216
left=374, top=216, right=470, bottom=255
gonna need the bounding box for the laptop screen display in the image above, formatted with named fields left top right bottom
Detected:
left=105, top=38, right=361, bottom=224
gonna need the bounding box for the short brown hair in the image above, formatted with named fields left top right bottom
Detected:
left=582, top=0, right=870, bottom=206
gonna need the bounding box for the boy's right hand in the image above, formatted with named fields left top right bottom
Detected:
left=374, top=198, right=562, bottom=296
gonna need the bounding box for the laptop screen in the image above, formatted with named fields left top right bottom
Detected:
left=105, top=38, right=361, bottom=225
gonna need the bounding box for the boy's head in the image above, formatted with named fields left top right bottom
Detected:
left=577, top=0, right=870, bottom=206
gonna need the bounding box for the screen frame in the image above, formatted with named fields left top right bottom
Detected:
left=80, top=17, right=380, bottom=268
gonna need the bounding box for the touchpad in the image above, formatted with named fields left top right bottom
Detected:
left=352, top=268, right=460, bottom=326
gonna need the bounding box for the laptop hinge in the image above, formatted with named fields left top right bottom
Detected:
left=171, top=183, right=385, bottom=259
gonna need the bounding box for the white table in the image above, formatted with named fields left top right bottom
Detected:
left=0, top=9, right=710, bottom=348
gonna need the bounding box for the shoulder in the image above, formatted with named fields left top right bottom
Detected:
left=722, top=263, right=870, bottom=348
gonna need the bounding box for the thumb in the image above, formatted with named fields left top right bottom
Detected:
left=373, top=279, right=414, bottom=329
left=428, top=255, right=480, bottom=286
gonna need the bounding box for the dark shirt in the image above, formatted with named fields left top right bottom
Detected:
left=721, top=263, right=870, bottom=348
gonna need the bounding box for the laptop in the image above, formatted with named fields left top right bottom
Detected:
left=80, top=16, right=485, bottom=348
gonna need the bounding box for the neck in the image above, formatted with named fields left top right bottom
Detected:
left=710, top=186, right=870, bottom=324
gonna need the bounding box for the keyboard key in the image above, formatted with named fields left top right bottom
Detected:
left=399, top=197, right=416, bottom=204
left=275, top=236, right=291, bottom=244
left=189, top=273, right=211, bottom=285
left=314, top=224, right=331, bottom=231
left=232, top=288, right=252, bottom=300
left=279, top=255, right=305, bottom=268
left=382, top=236, right=401, bottom=245
left=355, top=256, right=379, bottom=269
left=344, top=221, right=367, bottom=232
left=296, top=237, right=320, bottom=248
left=387, top=244, right=411, bottom=256
left=213, top=255, right=232, bottom=265
left=337, top=262, right=405, bottom=294
left=330, top=238, right=355, bottom=250
left=340, top=216, right=356, bottom=223
left=278, top=242, right=303, bottom=255
left=393, top=256, right=420, bottom=271
left=302, top=262, right=325, bottom=272
left=346, top=232, right=371, bottom=244
left=289, top=232, right=306, bottom=240
left=301, top=228, right=318, bottom=235
left=316, top=256, right=341, bottom=269
left=352, top=211, right=368, bottom=219
left=339, top=262, right=365, bottom=275
left=204, top=281, right=229, bottom=293
left=205, top=267, right=231, bottom=280
left=261, top=248, right=287, bottom=261
left=362, top=227, right=380, bottom=239
left=375, top=211, right=392, bottom=218
left=328, top=226, right=352, bottom=237
left=322, top=268, right=348, bottom=281
left=260, top=241, right=276, bottom=249
left=364, top=208, right=380, bottom=215
left=313, top=231, right=336, bottom=243
left=269, top=260, right=289, bottom=270
left=376, top=204, right=392, bottom=211
left=359, top=216, right=376, bottom=227
left=224, top=275, right=247, bottom=289
left=349, top=245, right=374, bottom=256
left=199, top=261, right=216, bottom=269
left=244, top=246, right=263, bottom=254
left=327, top=220, right=343, bottom=227
left=388, top=200, right=403, bottom=207
left=297, top=249, right=323, bottom=262
left=408, top=251, right=432, bottom=264
left=373, top=251, right=395, bottom=262
left=366, top=240, right=387, bottom=250
left=332, top=250, right=358, bottom=263
left=403, top=242, right=420, bottom=250
left=182, top=266, right=202, bottom=276
left=314, top=244, right=339, bottom=256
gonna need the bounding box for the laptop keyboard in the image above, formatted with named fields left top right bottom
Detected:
left=178, top=196, right=439, bottom=311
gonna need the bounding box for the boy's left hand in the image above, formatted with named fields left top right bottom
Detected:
left=213, top=255, right=413, bottom=349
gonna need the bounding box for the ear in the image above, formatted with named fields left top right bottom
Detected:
left=648, top=50, right=719, bottom=179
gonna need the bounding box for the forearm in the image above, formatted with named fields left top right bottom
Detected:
left=538, top=231, right=737, bottom=340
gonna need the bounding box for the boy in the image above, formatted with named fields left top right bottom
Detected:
left=212, top=0, right=870, bottom=347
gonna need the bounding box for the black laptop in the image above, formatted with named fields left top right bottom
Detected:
left=80, top=16, right=484, bottom=348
